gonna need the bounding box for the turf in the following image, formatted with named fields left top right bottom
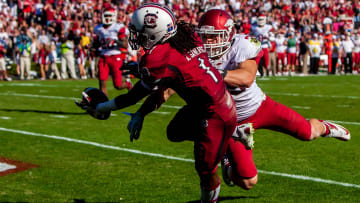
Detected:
left=0, top=75, right=359, bottom=202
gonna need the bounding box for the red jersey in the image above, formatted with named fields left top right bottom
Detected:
left=0, top=45, right=5, bottom=58
left=139, top=42, right=235, bottom=120
left=38, top=48, right=48, bottom=64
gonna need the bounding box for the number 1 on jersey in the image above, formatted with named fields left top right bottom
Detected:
left=198, top=58, right=219, bottom=83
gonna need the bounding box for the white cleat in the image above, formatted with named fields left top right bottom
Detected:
left=221, top=155, right=234, bottom=187
left=321, top=120, right=350, bottom=141
left=232, top=123, right=255, bottom=150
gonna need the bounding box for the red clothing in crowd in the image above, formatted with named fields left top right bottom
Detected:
left=0, top=45, right=5, bottom=58
left=45, top=6, right=55, bottom=22
left=242, top=21, right=252, bottom=34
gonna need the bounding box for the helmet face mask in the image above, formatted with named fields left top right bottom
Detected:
left=196, top=9, right=235, bottom=59
left=257, top=16, right=266, bottom=26
left=198, top=28, right=230, bottom=59
left=102, top=8, right=117, bottom=25
left=129, top=3, right=177, bottom=50
left=129, top=24, right=154, bottom=50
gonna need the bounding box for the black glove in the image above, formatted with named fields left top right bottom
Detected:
left=120, top=61, right=140, bottom=78
left=123, top=112, right=144, bottom=142
left=75, top=100, right=98, bottom=115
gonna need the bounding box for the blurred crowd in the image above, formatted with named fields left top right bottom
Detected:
left=0, top=0, right=360, bottom=81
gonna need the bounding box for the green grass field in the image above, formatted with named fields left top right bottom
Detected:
left=0, top=75, right=359, bottom=202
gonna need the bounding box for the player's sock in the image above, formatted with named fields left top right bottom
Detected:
left=322, top=122, right=330, bottom=136
left=200, top=182, right=220, bottom=203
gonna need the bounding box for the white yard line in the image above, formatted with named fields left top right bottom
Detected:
left=267, top=92, right=360, bottom=99
left=1, top=92, right=360, bottom=125
left=0, top=127, right=359, bottom=189
left=290, top=106, right=311, bottom=110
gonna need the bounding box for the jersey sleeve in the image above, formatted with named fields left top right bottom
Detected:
left=233, top=36, right=262, bottom=64
left=93, top=24, right=102, bottom=36
left=118, top=26, right=129, bottom=39
left=138, top=45, right=173, bottom=90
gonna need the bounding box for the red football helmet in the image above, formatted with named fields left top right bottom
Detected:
left=196, top=9, right=235, bottom=59
left=102, top=7, right=117, bottom=25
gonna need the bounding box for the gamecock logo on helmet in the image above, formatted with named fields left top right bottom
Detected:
left=144, top=14, right=158, bottom=28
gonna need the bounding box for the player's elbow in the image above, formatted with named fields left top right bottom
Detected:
left=234, top=75, right=254, bottom=88
left=235, top=175, right=258, bottom=190
left=242, top=77, right=254, bottom=88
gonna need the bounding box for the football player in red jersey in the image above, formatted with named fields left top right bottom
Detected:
left=78, top=3, right=237, bottom=202
left=195, top=9, right=351, bottom=190
left=93, top=7, right=132, bottom=96
left=129, top=9, right=351, bottom=192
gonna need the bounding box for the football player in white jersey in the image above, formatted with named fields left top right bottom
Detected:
left=352, top=33, right=360, bottom=73
left=93, top=7, right=132, bottom=96
left=252, top=15, right=273, bottom=77
left=196, top=9, right=351, bottom=190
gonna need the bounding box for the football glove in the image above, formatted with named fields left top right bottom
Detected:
left=120, top=61, right=141, bottom=78
left=123, top=112, right=144, bottom=142
left=75, top=87, right=111, bottom=120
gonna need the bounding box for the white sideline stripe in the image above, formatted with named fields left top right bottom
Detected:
left=50, top=115, right=68, bottom=118
left=1, top=92, right=360, bottom=126
left=290, top=105, right=311, bottom=110
left=257, top=170, right=360, bottom=189
left=0, top=92, right=78, bottom=100
left=152, top=111, right=171, bottom=115
left=3, top=83, right=360, bottom=99
left=268, top=92, right=360, bottom=99
left=0, top=127, right=359, bottom=189
left=0, top=163, right=16, bottom=172
left=1, top=83, right=88, bottom=88
left=0, top=127, right=193, bottom=163
left=327, top=120, right=360, bottom=126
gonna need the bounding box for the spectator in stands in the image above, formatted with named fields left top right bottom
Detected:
left=75, top=43, right=87, bottom=79
left=341, top=33, right=354, bottom=74
left=285, top=32, right=297, bottom=76
left=331, top=35, right=341, bottom=75
left=275, top=33, right=287, bottom=75
left=0, top=41, right=11, bottom=81
left=0, top=0, right=357, bottom=80
left=16, top=27, right=32, bottom=80
left=47, top=42, right=60, bottom=80
left=268, top=32, right=277, bottom=76
left=38, top=29, right=50, bottom=46
left=309, top=33, right=321, bottom=74
left=299, top=35, right=309, bottom=75
left=60, top=32, right=77, bottom=79
left=353, top=33, right=360, bottom=74
left=38, top=43, right=48, bottom=80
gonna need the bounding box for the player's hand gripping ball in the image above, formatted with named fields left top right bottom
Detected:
left=75, top=87, right=111, bottom=120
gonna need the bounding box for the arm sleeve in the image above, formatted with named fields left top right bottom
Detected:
left=113, top=81, right=151, bottom=109
left=137, top=87, right=168, bottom=116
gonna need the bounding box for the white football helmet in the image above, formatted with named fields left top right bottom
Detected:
left=257, top=15, right=266, bottom=26
left=102, top=7, right=117, bottom=25
left=196, top=9, right=235, bottom=59
left=129, top=3, right=177, bottom=50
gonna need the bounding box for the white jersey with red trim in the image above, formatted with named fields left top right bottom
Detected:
left=275, top=36, right=287, bottom=53
left=353, top=38, right=360, bottom=53
left=94, top=23, right=129, bottom=56
left=211, top=34, right=265, bottom=122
